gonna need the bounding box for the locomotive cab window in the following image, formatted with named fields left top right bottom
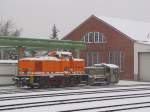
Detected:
left=106, top=67, right=110, bottom=73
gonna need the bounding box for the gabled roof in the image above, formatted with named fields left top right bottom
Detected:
left=63, top=15, right=150, bottom=43
left=98, top=16, right=150, bottom=42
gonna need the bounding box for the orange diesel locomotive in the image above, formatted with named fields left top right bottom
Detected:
left=15, top=51, right=87, bottom=88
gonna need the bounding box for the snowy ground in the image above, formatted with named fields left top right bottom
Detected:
left=0, top=80, right=150, bottom=112
left=118, top=80, right=150, bottom=85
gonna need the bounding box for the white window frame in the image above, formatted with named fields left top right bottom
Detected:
left=99, top=33, right=104, bottom=43
left=94, top=32, right=100, bottom=43
left=87, top=32, right=93, bottom=43
left=96, top=52, right=100, bottom=64
left=82, top=32, right=105, bottom=43
left=81, top=36, right=85, bottom=43
left=84, top=33, right=88, bottom=43
left=94, top=32, right=104, bottom=43
left=91, top=52, right=94, bottom=65
left=108, top=51, right=124, bottom=72
left=86, top=52, right=89, bottom=66
left=119, top=51, right=124, bottom=72
left=108, top=51, right=113, bottom=64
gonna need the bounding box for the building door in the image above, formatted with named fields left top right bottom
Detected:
left=139, top=52, right=150, bottom=81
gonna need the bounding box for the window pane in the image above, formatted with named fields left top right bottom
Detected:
left=83, top=32, right=105, bottom=43
left=88, top=32, right=94, bottom=42
left=96, top=52, right=100, bottom=64
left=85, top=33, right=88, bottom=42
left=120, top=51, right=124, bottom=71
left=109, top=51, right=113, bottom=64
left=99, top=33, right=103, bottom=42
left=95, top=32, right=99, bottom=43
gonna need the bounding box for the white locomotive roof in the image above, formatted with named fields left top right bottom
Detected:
left=56, top=51, right=72, bottom=55
left=73, top=58, right=84, bottom=61
left=21, top=56, right=84, bottom=61
left=20, top=56, right=59, bottom=61
left=94, top=63, right=119, bottom=69
left=20, top=51, right=83, bottom=61
left=20, top=56, right=84, bottom=61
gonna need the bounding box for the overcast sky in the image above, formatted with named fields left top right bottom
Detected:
left=0, top=0, right=150, bottom=39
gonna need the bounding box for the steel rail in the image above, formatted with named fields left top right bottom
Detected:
left=61, top=101, right=150, bottom=112
left=1, top=92, right=150, bottom=111
left=1, top=86, right=150, bottom=101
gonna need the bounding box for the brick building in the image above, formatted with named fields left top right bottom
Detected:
left=63, top=15, right=150, bottom=80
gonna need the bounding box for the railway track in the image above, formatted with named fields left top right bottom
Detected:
left=1, top=86, right=150, bottom=101
left=61, top=101, right=150, bottom=112
left=1, top=91, right=150, bottom=111
left=0, top=85, right=101, bottom=95
left=0, top=83, right=150, bottom=95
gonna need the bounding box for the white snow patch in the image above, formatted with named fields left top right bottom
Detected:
left=118, top=80, right=150, bottom=85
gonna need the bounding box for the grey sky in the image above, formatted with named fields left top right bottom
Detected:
left=0, top=0, right=150, bottom=39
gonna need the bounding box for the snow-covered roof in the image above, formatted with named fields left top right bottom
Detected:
left=94, top=63, right=119, bottom=69
left=98, top=16, right=150, bottom=42
left=136, top=40, right=150, bottom=45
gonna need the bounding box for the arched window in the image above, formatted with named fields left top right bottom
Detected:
left=94, top=32, right=104, bottom=43
left=82, top=32, right=105, bottom=43
left=88, top=32, right=94, bottom=43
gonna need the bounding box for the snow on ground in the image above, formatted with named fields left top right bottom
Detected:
left=1, top=84, right=150, bottom=98
left=0, top=86, right=17, bottom=90
left=4, top=96, right=150, bottom=112
left=1, top=87, right=150, bottom=105
left=0, top=80, right=150, bottom=112
left=118, top=80, right=150, bottom=85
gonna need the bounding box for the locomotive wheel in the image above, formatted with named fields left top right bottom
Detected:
left=88, top=77, right=95, bottom=86
left=69, top=77, right=75, bottom=87
left=63, top=77, right=70, bottom=86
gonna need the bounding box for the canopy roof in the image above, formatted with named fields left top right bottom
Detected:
left=0, top=36, right=85, bottom=50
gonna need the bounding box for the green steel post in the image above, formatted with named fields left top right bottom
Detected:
left=76, top=49, right=80, bottom=58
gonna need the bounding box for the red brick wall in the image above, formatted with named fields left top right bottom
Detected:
left=63, top=16, right=134, bottom=80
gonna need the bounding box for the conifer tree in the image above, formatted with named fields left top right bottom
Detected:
left=49, top=24, right=59, bottom=40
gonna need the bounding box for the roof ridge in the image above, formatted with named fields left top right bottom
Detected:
left=63, top=15, right=135, bottom=42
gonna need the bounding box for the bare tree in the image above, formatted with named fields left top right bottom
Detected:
left=12, top=29, right=21, bottom=37
left=0, top=20, right=22, bottom=37
left=49, top=24, right=59, bottom=40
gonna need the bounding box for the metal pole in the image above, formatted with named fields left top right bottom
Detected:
left=76, top=49, right=80, bottom=58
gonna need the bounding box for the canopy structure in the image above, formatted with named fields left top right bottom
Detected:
left=0, top=36, right=85, bottom=50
